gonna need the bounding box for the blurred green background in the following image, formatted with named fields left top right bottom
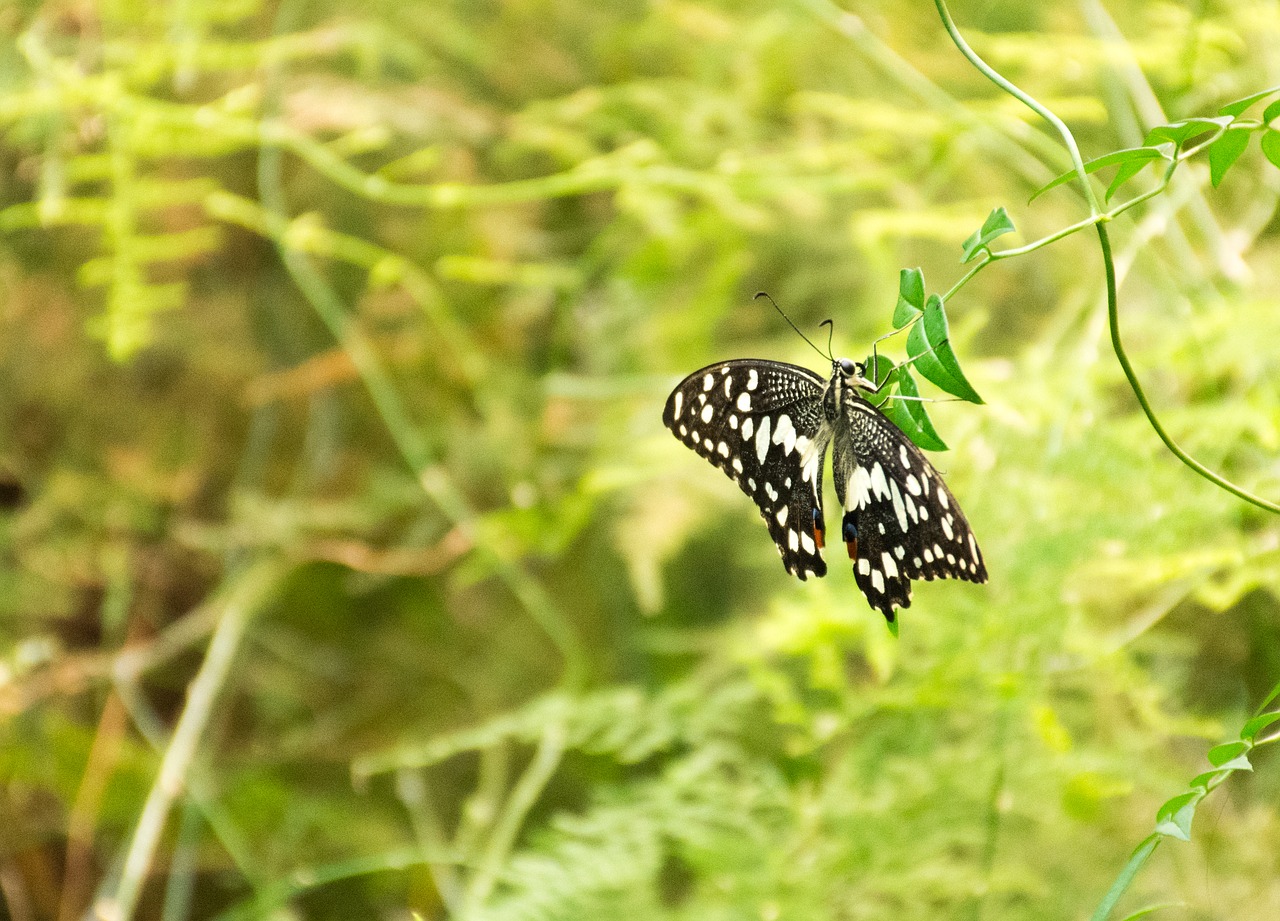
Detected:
left=2, top=1, right=1279, bottom=919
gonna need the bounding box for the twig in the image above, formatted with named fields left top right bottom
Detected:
left=92, top=558, right=284, bottom=921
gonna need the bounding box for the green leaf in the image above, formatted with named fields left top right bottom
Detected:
left=1143, top=116, right=1232, bottom=147
left=1261, top=130, right=1280, bottom=169
left=862, top=357, right=946, bottom=452
left=1117, top=904, right=1180, bottom=921
left=1154, top=791, right=1202, bottom=841
left=1209, top=127, right=1252, bottom=187
left=905, top=295, right=982, bottom=404
left=1029, top=147, right=1168, bottom=202
left=1265, top=98, right=1280, bottom=127
left=893, top=267, right=925, bottom=328
left=1105, top=157, right=1155, bottom=202
left=1218, top=85, right=1280, bottom=117
left=894, top=365, right=948, bottom=451
left=960, top=207, right=1016, bottom=263
left=1240, top=710, right=1280, bottom=741
left=1206, top=741, right=1253, bottom=771
left=1188, top=769, right=1230, bottom=790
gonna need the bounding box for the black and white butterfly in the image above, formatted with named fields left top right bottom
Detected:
left=662, top=356, right=986, bottom=622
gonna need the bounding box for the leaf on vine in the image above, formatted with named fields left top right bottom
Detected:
left=1029, top=147, right=1168, bottom=202
left=1262, top=130, right=1280, bottom=170
left=1264, top=98, right=1280, bottom=127
left=960, top=207, right=1016, bottom=263
left=1217, top=85, right=1280, bottom=117
left=1206, top=740, right=1253, bottom=771
left=1209, top=127, right=1252, bottom=187
left=1106, top=157, right=1155, bottom=202
left=905, top=295, right=982, bottom=404
left=1143, top=116, right=1232, bottom=147
left=1240, top=710, right=1280, bottom=741
left=893, top=267, right=925, bottom=328
left=896, top=364, right=948, bottom=452
left=1154, top=791, right=1202, bottom=841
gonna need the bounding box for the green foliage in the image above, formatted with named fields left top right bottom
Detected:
left=1, top=2, right=1279, bottom=921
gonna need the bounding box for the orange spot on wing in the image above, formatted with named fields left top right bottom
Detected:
left=845, top=538, right=858, bottom=560
left=814, top=526, right=825, bottom=549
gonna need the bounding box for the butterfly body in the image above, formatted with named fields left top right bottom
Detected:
left=663, top=357, right=986, bottom=622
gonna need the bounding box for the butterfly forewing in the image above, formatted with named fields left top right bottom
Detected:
left=662, top=360, right=829, bottom=579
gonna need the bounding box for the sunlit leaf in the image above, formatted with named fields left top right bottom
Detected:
left=1029, top=147, right=1168, bottom=202
left=1143, top=116, right=1231, bottom=147
left=1154, top=791, right=1202, bottom=841
left=1218, top=85, right=1280, bottom=117
left=1206, top=741, right=1253, bottom=771
left=960, top=207, right=1016, bottom=263
left=895, top=364, right=948, bottom=451
left=1117, top=904, right=1181, bottom=921
left=1265, top=98, right=1280, bottom=127
left=1240, top=710, right=1280, bottom=741
left=893, top=267, right=925, bottom=327
left=905, top=295, right=982, bottom=404
left=1106, top=156, right=1156, bottom=202
left=1209, top=127, right=1252, bottom=187
left=1261, top=130, right=1280, bottom=169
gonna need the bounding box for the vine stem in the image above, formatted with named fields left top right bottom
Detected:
left=1097, top=223, right=1280, bottom=512
left=932, top=0, right=1101, bottom=217
left=934, top=0, right=1278, bottom=515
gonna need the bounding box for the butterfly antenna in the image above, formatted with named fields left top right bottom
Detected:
left=754, top=292, right=832, bottom=361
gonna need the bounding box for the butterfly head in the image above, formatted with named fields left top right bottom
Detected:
left=835, top=357, right=877, bottom=391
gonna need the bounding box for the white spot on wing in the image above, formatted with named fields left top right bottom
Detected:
left=747, top=369, right=759, bottom=390
left=941, top=515, right=954, bottom=540
left=882, top=552, right=898, bottom=578
left=871, top=569, right=885, bottom=593
left=755, top=416, right=772, bottom=465
left=772, top=414, right=797, bottom=455
left=800, top=532, right=815, bottom=554
left=894, top=546, right=905, bottom=560
left=673, top=392, right=683, bottom=419
left=857, top=558, right=871, bottom=575
left=703, top=374, right=715, bottom=391
left=847, top=466, right=872, bottom=511
left=923, top=548, right=933, bottom=563
left=870, top=463, right=890, bottom=500
left=969, top=533, right=979, bottom=562
left=729, top=414, right=738, bottom=429
left=717, top=441, right=729, bottom=457
left=906, top=474, right=921, bottom=496
left=890, top=479, right=909, bottom=532
left=701, top=403, right=714, bottom=423
left=938, top=488, right=950, bottom=510
left=741, top=417, right=754, bottom=440
left=737, top=392, right=752, bottom=412
left=776, top=506, right=789, bottom=526
left=788, top=530, right=799, bottom=551
left=733, top=457, right=743, bottom=473
left=724, top=376, right=733, bottom=397
left=900, top=444, right=910, bottom=467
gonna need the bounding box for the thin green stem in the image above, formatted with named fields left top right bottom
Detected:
left=1098, top=223, right=1280, bottom=513
left=94, top=559, right=284, bottom=921
left=933, top=0, right=1101, bottom=215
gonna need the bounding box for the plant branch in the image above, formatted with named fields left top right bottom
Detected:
left=93, top=558, right=284, bottom=921
left=933, top=0, right=1101, bottom=215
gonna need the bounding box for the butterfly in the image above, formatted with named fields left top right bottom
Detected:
left=662, top=355, right=986, bottom=623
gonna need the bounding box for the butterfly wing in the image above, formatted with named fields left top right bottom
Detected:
left=663, top=360, right=830, bottom=579
left=832, top=394, right=986, bottom=621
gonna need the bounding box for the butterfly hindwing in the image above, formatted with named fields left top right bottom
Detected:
left=663, top=360, right=829, bottom=579
left=832, top=394, right=987, bottom=620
